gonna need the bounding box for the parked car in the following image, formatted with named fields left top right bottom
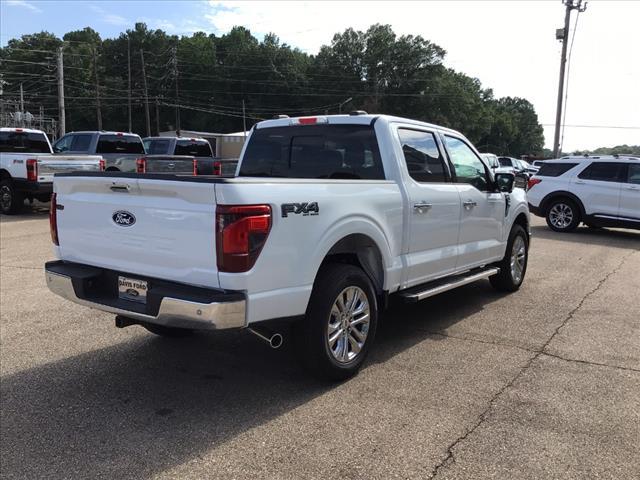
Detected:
left=45, top=113, right=530, bottom=380
left=53, top=131, right=145, bottom=172
left=527, top=156, right=640, bottom=231
left=480, top=153, right=500, bottom=170
left=1, top=127, right=103, bottom=214
left=143, top=136, right=236, bottom=176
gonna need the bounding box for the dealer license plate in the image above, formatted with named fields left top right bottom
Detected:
left=118, top=276, right=148, bottom=303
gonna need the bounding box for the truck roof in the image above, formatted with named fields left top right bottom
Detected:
left=553, top=155, right=639, bottom=162
left=67, top=131, right=141, bottom=137
left=143, top=136, right=208, bottom=141
left=254, top=114, right=462, bottom=136
left=0, top=127, right=47, bottom=134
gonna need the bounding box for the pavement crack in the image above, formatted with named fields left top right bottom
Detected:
left=0, top=264, right=43, bottom=270
left=421, top=330, right=536, bottom=354
left=541, top=250, right=637, bottom=355
left=541, top=352, right=640, bottom=373
left=428, top=251, right=635, bottom=479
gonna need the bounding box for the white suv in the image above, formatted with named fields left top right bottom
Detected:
left=527, top=155, right=640, bottom=231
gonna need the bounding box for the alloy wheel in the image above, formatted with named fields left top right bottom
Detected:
left=327, top=286, right=370, bottom=363
left=549, top=203, right=574, bottom=229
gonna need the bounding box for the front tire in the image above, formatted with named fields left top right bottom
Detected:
left=490, top=224, right=529, bottom=292
left=0, top=179, right=24, bottom=215
left=546, top=198, right=581, bottom=232
left=294, top=264, right=378, bottom=381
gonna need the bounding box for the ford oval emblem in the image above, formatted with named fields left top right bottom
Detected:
left=112, top=210, right=136, bottom=227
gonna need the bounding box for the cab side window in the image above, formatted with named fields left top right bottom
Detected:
left=398, top=129, right=448, bottom=183
left=444, top=136, right=490, bottom=191
left=627, top=164, right=640, bottom=184
left=578, top=162, right=626, bottom=182
left=53, top=134, right=73, bottom=153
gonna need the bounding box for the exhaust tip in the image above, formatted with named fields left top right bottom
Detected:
left=269, top=333, right=283, bottom=349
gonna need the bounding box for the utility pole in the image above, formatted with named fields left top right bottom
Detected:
left=127, top=36, right=132, bottom=132
left=140, top=50, right=151, bottom=137
left=93, top=48, right=102, bottom=130
left=19, top=83, right=25, bottom=126
left=172, top=46, right=180, bottom=135
left=155, top=96, right=160, bottom=135
left=242, top=99, right=247, bottom=138
left=553, top=0, right=587, bottom=158
left=57, top=46, right=65, bottom=136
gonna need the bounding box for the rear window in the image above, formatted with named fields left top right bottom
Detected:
left=174, top=140, right=213, bottom=157
left=96, top=135, right=144, bottom=154
left=239, top=124, right=385, bottom=179
left=536, top=162, right=578, bottom=177
left=0, top=131, right=51, bottom=153
left=498, top=158, right=513, bottom=167
left=144, top=139, right=171, bottom=155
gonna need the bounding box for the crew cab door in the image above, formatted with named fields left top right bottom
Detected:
left=442, top=135, right=505, bottom=270
left=572, top=161, right=626, bottom=216
left=396, top=128, right=461, bottom=287
left=620, top=163, right=640, bottom=223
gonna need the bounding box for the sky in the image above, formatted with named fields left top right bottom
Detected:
left=1, top=0, right=639, bottom=151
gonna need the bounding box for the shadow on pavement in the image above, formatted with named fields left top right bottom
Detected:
left=531, top=224, right=640, bottom=250
left=0, top=202, right=49, bottom=224
left=0, top=282, right=502, bottom=479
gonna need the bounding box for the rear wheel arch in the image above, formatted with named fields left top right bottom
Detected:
left=541, top=191, right=586, bottom=217
left=316, top=233, right=386, bottom=296
left=0, top=169, right=11, bottom=180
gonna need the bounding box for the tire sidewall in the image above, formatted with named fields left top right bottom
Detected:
left=0, top=180, right=20, bottom=215
left=305, top=265, right=378, bottom=378
left=507, top=225, right=528, bottom=288
left=545, top=198, right=580, bottom=232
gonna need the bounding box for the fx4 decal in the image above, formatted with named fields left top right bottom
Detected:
left=281, top=202, right=319, bottom=218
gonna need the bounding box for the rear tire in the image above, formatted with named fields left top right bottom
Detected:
left=294, top=264, right=378, bottom=381
left=545, top=198, right=581, bottom=232
left=0, top=179, right=24, bottom=215
left=490, top=224, right=529, bottom=292
left=143, top=323, right=193, bottom=338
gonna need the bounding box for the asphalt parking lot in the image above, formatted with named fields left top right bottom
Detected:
left=1, top=206, right=638, bottom=479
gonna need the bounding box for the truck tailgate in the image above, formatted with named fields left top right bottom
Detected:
left=38, top=155, right=103, bottom=183
left=54, top=175, right=220, bottom=288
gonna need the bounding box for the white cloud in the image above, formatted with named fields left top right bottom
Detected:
left=204, top=0, right=640, bottom=151
left=89, top=4, right=129, bottom=26
left=5, top=0, right=42, bottom=13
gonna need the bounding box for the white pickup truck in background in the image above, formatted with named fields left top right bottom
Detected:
left=45, top=114, right=530, bottom=379
left=0, top=127, right=103, bottom=214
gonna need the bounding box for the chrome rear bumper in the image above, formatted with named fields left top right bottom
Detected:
left=45, top=264, right=246, bottom=330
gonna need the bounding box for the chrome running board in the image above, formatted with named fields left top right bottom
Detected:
left=399, top=267, right=500, bottom=303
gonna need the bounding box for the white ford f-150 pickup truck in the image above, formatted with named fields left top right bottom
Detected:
left=45, top=114, right=530, bottom=379
left=1, top=127, right=104, bottom=214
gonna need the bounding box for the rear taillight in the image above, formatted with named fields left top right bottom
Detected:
left=49, top=193, right=59, bottom=245
left=26, top=159, right=38, bottom=181
left=136, top=157, right=146, bottom=173
left=528, top=177, right=542, bottom=190
left=216, top=204, right=272, bottom=273
left=213, top=161, right=222, bottom=176
left=193, top=158, right=198, bottom=176
left=99, top=158, right=106, bottom=171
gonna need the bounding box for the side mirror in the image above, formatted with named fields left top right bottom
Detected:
left=495, top=172, right=515, bottom=193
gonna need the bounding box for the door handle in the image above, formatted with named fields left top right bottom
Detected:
left=110, top=183, right=131, bottom=192
left=413, top=202, right=433, bottom=212
left=626, top=185, right=639, bottom=190
left=575, top=180, right=585, bottom=185
left=463, top=200, right=477, bottom=209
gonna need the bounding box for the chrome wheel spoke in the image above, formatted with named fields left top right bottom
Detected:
left=327, top=286, right=370, bottom=364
